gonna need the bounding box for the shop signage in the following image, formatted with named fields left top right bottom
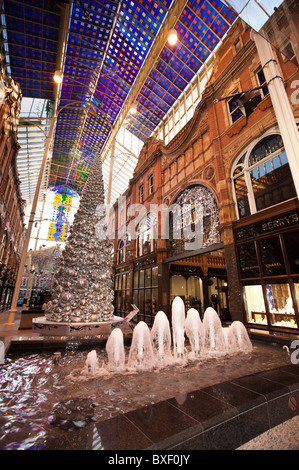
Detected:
left=261, top=213, right=299, bottom=233
left=235, top=210, right=299, bottom=241
left=170, top=264, right=202, bottom=275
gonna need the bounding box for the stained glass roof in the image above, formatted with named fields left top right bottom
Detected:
left=125, top=0, right=237, bottom=140
left=2, top=0, right=60, bottom=99
left=3, top=0, right=238, bottom=200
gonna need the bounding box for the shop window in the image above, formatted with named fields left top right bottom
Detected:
left=133, top=266, right=158, bottom=325
left=238, top=242, right=260, bottom=278
left=259, top=236, right=286, bottom=276
left=266, top=283, right=297, bottom=329
left=284, top=231, right=299, bottom=274
left=244, top=284, right=267, bottom=326
left=170, top=275, right=186, bottom=301
left=170, top=274, right=203, bottom=314
left=115, top=270, right=131, bottom=315
left=232, top=132, right=297, bottom=218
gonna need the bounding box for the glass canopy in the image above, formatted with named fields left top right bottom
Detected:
left=2, top=0, right=296, bottom=213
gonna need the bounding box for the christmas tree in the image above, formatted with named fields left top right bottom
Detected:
left=45, top=154, right=115, bottom=323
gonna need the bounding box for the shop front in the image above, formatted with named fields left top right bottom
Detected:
left=234, top=202, right=299, bottom=335
left=169, top=261, right=230, bottom=321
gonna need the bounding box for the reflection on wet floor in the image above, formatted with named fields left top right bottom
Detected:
left=0, top=341, right=292, bottom=449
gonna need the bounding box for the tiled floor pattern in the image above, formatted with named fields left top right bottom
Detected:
left=41, top=364, right=299, bottom=450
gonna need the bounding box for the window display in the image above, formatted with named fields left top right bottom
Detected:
left=244, top=285, right=267, bottom=325
left=284, top=231, right=299, bottom=274
left=259, top=236, right=286, bottom=276
left=266, top=283, right=297, bottom=329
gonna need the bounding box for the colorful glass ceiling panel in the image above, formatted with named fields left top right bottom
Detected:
left=3, top=0, right=60, bottom=99
left=4, top=0, right=237, bottom=198
left=50, top=0, right=172, bottom=194
left=125, top=0, right=237, bottom=140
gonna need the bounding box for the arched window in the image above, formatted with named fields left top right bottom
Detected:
left=232, top=133, right=296, bottom=219
left=137, top=214, right=158, bottom=257
left=168, top=185, right=220, bottom=255
left=117, top=234, right=131, bottom=264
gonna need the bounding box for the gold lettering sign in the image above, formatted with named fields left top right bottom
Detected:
left=262, top=213, right=299, bottom=232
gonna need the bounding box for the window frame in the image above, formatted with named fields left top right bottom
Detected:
left=139, top=183, right=144, bottom=203
left=231, top=129, right=296, bottom=219
left=255, top=66, right=269, bottom=98
left=227, top=90, right=245, bottom=124
left=148, top=174, right=154, bottom=195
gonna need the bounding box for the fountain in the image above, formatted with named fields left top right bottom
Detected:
left=230, top=320, right=253, bottom=353
left=184, top=308, right=205, bottom=358
left=85, top=349, right=99, bottom=376
left=106, top=327, right=126, bottom=371
left=80, top=297, right=253, bottom=378
left=150, top=310, right=173, bottom=366
left=128, top=321, right=154, bottom=370
left=203, top=307, right=226, bottom=355
left=222, top=325, right=238, bottom=354
left=171, top=296, right=186, bottom=359
left=0, top=296, right=259, bottom=449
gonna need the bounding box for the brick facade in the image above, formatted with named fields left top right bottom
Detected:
left=0, top=71, right=25, bottom=310
left=112, top=5, right=299, bottom=335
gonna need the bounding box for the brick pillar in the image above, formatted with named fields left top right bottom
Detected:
left=219, top=223, right=244, bottom=323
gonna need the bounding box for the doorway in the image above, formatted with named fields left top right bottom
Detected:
left=170, top=274, right=203, bottom=316
left=207, top=276, right=230, bottom=321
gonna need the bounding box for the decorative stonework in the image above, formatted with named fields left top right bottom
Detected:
left=227, top=115, right=247, bottom=137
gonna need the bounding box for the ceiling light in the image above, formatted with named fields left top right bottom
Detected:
left=53, top=70, right=63, bottom=84
left=168, top=28, right=178, bottom=46
left=129, top=104, right=137, bottom=115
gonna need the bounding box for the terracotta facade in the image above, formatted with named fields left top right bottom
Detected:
left=112, top=5, right=299, bottom=336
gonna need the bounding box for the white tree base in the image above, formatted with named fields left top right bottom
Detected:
left=32, top=315, right=131, bottom=337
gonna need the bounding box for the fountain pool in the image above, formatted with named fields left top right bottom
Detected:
left=0, top=340, right=291, bottom=450
left=0, top=299, right=292, bottom=449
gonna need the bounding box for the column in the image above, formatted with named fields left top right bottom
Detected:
left=252, top=30, right=299, bottom=199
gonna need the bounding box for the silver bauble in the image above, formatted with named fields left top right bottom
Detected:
left=76, top=278, right=87, bottom=291
left=60, top=292, right=72, bottom=304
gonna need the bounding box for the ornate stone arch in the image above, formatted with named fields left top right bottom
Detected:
left=167, top=184, right=221, bottom=255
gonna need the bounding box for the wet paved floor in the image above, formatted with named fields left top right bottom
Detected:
left=1, top=310, right=299, bottom=451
